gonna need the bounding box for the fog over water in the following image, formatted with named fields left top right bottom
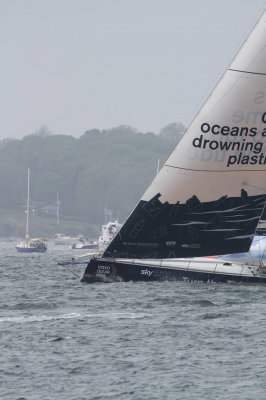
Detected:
left=0, top=0, right=265, bottom=140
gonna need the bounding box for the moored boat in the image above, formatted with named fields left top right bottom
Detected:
left=54, top=233, right=81, bottom=246
left=71, top=239, right=98, bottom=250
left=15, top=169, right=47, bottom=253
left=16, top=238, right=47, bottom=253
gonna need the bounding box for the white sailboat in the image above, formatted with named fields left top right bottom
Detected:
left=15, top=169, right=47, bottom=253
left=82, top=9, right=266, bottom=283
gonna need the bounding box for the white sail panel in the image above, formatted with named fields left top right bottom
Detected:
left=230, top=12, right=266, bottom=73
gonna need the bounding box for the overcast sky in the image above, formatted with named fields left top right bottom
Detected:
left=0, top=0, right=265, bottom=140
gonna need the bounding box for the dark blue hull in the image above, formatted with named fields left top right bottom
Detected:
left=81, top=258, right=266, bottom=284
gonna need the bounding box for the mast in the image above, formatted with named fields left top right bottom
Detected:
left=56, top=192, right=60, bottom=225
left=156, top=159, right=160, bottom=175
left=26, top=168, right=30, bottom=241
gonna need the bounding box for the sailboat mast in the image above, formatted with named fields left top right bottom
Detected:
left=56, top=192, right=60, bottom=225
left=26, top=168, right=30, bottom=240
left=156, top=159, right=160, bottom=175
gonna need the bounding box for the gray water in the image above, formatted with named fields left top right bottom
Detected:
left=1, top=241, right=266, bottom=400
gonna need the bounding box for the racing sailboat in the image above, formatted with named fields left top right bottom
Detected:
left=82, top=9, right=266, bottom=283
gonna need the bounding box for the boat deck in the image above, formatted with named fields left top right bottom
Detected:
left=116, top=257, right=263, bottom=278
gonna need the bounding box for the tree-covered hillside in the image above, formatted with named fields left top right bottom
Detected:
left=0, top=124, right=184, bottom=237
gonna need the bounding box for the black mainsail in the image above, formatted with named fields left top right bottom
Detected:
left=103, top=10, right=266, bottom=260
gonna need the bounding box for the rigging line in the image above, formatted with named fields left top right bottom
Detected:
left=164, top=164, right=266, bottom=173
left=59, top=263, right=81, bottom=279
left=228, top=68, right=266, bottom=76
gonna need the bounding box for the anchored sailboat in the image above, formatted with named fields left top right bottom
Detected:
left=82, top=9, right=266, bottom=283
left=15, top=169, right=47, bottom=253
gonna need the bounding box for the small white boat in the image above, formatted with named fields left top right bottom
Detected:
left=54, top=233, right=81, bottom=246
left=71, top=239, right=98, bottom=250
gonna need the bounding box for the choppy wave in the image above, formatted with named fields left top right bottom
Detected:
left=0, top=311, right=150, bottom=324
left=1, top=241, right=266, bottom=400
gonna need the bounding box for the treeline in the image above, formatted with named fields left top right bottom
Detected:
left=0, top=123, right=185, bottom=235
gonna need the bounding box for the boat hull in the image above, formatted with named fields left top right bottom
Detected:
left=71, top=243, right=98, bottom=250
left=15, top=246, right=47, bottom=253
left=81, top=258, right=266, bottom=284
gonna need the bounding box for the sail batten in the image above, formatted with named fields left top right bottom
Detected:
left=165, top=165, right=266, bottom=172
left=228, top=69, right=266, bottom=76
